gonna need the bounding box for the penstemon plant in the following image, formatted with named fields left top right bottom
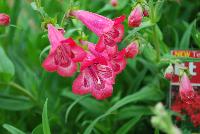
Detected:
left=0, top=0, right=200, bottom=134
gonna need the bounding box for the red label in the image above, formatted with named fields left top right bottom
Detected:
left=171, top=50, right=200, bottom=86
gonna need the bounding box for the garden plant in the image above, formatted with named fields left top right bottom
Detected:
left=0, top=0, right=200, bottom=134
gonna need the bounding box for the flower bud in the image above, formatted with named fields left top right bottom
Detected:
left=128, top=5, right=143, bottom=27
left=164, top=64, right=174, bottom=80
left=179, top=72, right=195, bottom=104
left=125, top=42, right=139, bottom=58
left=110, top=0, right=118, bottom=7
left=0, top=13, right=10, bottom=26
left=143, top=9, right=149, bottom=17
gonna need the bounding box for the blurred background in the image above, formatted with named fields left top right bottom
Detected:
left=0, top=0, right=200, bottom=133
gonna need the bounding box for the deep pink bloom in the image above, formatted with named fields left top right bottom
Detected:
left=70, top=10, right=125, bottom=53
left=0, top=13, right=10, bottom=26
left=42, top=24, right=86, bottom=77
left=125, top=42, right=139, bottom=58
left=110, top=0, right=118, bottom=7
left=128, top=5, right=143, bottom=27
left=179, top=73, right=195, bottom=104
left=72, top=52, right=115, bottom=100
left=143, top=9, right=149, bottom=17
left=84, top=41, right=126, bottom=75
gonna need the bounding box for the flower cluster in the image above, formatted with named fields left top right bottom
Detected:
left=42, top=10, right=139, bottom=100
left=171, top=91, right=200, bottom=127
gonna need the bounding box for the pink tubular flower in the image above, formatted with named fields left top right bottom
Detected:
left=84, top=41, right=126, bottom=75
left=125, top=42, right=139, bottom=58
left=72, top=52, right=115, bottom=100
left=70, top=10, right=125, bottom=53
left=179, top=73, right=195, bottom=104
left=42, top=24, right=86, bottom=77
left=0, top=13, right=10, bottom=26
left=110, top=0, right=118, bottom=7
left=128, top=5, right=143, bottom=27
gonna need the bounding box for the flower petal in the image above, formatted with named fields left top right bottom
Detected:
left=96, top=36, right=107, bottom=52
left=111, top=49, right=126, bottom=74
left=113, top=24, right=124, bottom=42
left=71, top=10, right=114, bottom=36
left=47, top=24, right=65, bottom=52
left=61, top=38, right=86, bottom=62
left=42, top=53, right=57, bottom=72
left=113, top=15, right=126, bottom=25
left=72, top=69, right=92, bottom=95
left=105, top=44, right=118, bottom=56
left=57, top=60, right=77, bottom=77
left=91, top=83, right=113, bottom=100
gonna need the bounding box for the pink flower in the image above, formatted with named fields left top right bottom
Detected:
left=128, top=5, right=143, bottom=27
left=70, top=10, right=125, bottom=53
left=110, top=0, right=118, bottom=7
left=42, top=24, right=86, bottom=77
left=72, top=52, right=115, bottom=100
left=0, top=13, right=10, bottom=26
left=179, top=73, right=195, bottom=104
left=125, top=42, right=139, bottom=58
left=83, top=41, right=126, bottom=75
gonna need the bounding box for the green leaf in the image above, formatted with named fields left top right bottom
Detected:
left=116, top=115, right=142, bottom=134
left=83, top=85, right=164, bottom=134
left=39, top=45, right=50, bottom=62
left=0, top=94, right=34, bottom=111
left=31, top=2, right=48, bottom=18
left=0, top=47, right=15, bottom=82
left=62, top=90, right=107, bottom=114
left=180, top=20, right=196, bottom=49
left=116, top=106, right=152, bottom=121
left=192, top=21, right=200, bottom=48
left=122, top=21, right=154, bottom=45
left=142, top=43, right=157, bottom=62
left=154, top=0, right=164, bottom=22
left=65, top=95, right=89, bottom=124
left=32, top=124, right=43, bottom=134
left=3, top=124, right=26, bottom=134
left=42, top=99, right=51, bottom=134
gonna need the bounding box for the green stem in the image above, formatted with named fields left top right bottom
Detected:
left=60, top=0, right=73, bottom=27
left=0, top=82, right=37, bottom=103
left=152, top=25, right=160, bottom=62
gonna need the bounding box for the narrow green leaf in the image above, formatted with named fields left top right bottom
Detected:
left=61, top=90, right=107, bottom=114
left=42, top=99, right=51, bottom=134
left=180, top=20, right=196, bottom=49
left=32, top=124, right=43, bottom=134
left=0, top=46, right=15, bottom=82
left=3, top=124, right=26, bottom=134
left=122, top=21, right=154, bottom=45
left=39, top=45, right=50, bottom=62
left=116, top=115, right=142, bottom=134
left=154, top=0, right=164, bottom=22
left=116, top=106, right=152, bottom=121
left=65, top=95, right=89, bottom=124
left=192, top=21, right=200, bottom=48
left=83, top=85, right=164, bottom=134
left=142, top=43, right=157, bottom=62
left=0, top=94, right=34, bottom=111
